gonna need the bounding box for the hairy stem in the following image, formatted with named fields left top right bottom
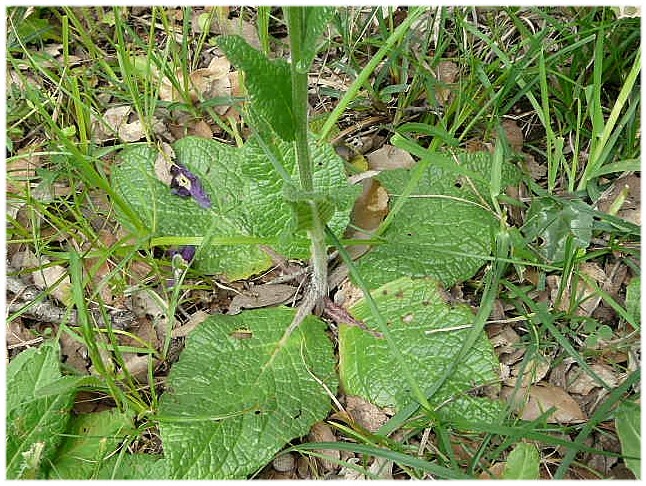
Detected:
left=286, top=7, right=314, bottom=193
left=281, top=7, right=328, bottom=337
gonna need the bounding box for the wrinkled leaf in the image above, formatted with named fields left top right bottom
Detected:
left=615, top=400, right=641, bottom=479
left=503, top=443, right=540, bottom=479
left=218, top=35, right=294, bottom=140
left=112, top=136, right=357, bottom=280
left=503, top=384, right=587, bottom=424
left=48, top=409, right=136, bottom=479
left=338, top=277, right=502, bottom=424
left=158, top=308, right=337, bottom=479
left=96, top=454, right=170, bottom=480
left=522, top=197, right=593, bottom=263
left=357, top=151, right=519, bottom=288
left=6, top=341, right=76, bottom=479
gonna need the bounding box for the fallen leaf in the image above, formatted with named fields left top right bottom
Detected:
left=500, top=119, right=524, bottom=151
left=503, top=384, right=587, bottom=423
left=307, top=422, right=340, bottom=473
left=189, top=119, right=214, bottom=138
left=346, top=178, right=389, bottom=262
left=6, top=148, right=40, bottom=194
left=479, top=462, right=506, bottom=479
left=366, top=144, right=416, bottom=170
left=120, top=354, right=158, bottom=383
left=59, top=331, right=89, bottom=374
left=344, top=395, right=390, bottom=433
left=32, top=263, right=72, bottom=306
left=568, top=363, right=619, bottom=395
left=272, top=452, right=296, bottom=473
left=506, top=352, right=550, bottom=387
left=118, top=118, right=147, bottom=142
left=435, top=60, right=459, bottom=105
left=154, top=142, right=176, bottom=186
left=227, top=283, right=297, bottom=315
left=171, top=310, right=210, bottom=338
left=597, top=173, right=640, bottom=225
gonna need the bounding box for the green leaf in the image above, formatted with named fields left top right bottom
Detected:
left=503, top=443, right=540, bottom=479
left=522, top=197, right=593, bottom=263
left=6, top=341, right=76, bottom=479
left=625, top=277, right=640, bottom=328
left=157, top=308, right=337, bottom=479
left=615, top=400, right=641, bottom=479
left=112, top=136, right=357, bottom=280
left=218, top=35, right=295, bottom=141
left=48, top=409, right=136, bottom=479
left=96, top=454, right=170, bottom=479
left=339, top=277, right=502, bottom=424
left=357, top=151, right=519, bottom=288
left=296, top=7, right=335, bottom=72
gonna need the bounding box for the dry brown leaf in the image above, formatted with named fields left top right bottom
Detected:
left=503, top=384, right=587, bottom=423
left=489, top=325, right=521, bottom=353
left=120, top=354, right=158, bottom=382
left=171, top=310, right=210, bottom=338
left=349, top=178, right=389, bottom=246
left=568, top=363, right=619, bottom=395
left=345, top=395, right=390, bottom=433
left=189, top=57, right=232, bottom=112
left=154, top=142, right=176, bottom=186
left=479, top=462, right=506, bottom=479
left=501, top=119, right=524, bottom=151
left=159, top=56, right=232, bottom=114
left=227, top=283, right=297, bottom=315
left=366, top=144, right=416, bottom=170
left=118, top=118, right=147, bottom=142
left=32, top=264, right=72, bottom=306
left=307, top=422, right=340, bottom=473
left=435, top=60, right=459, bottom=105
left=92, top=105, right=155, bottom=143
left=7, top=149, right=40, bottom=194
left=506, top=352, right=551, bottom=387
left=130, top=289, right=167, bottom=322
left=60, top=332, right=89, bottom=374
left=6, top=318, right=35, bottom=349
left=189, top=119, right=214, bottom=139
left=368, top=456, right=393, bottom=479
left=272, top=452, right=296, bottom=473
left=597, top=173, right=640, bottom=225
left=523, top=153, right=547, bottom=179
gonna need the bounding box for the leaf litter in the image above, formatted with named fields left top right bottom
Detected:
left=6, top=5, right=640, bottom=480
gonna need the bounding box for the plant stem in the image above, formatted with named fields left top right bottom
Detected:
left=285, top=7, right=328, bottom=331
left=287, top=7, right=314, bottom=193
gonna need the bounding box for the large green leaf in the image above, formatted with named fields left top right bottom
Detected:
left=111, top=136, right=357, bottom=280
left=522, top=196, right=593, bottom=263
left=96, top=455, right=170, bottom=479
left=218, top=35, right=295, bottom=141
left=503, top=443, right=540, bottom=479
left=6, top=341, right=76, bottom=479
left=615, top=400, right=641, bottom=479
left=157, top=308, right=337, bottom=479
left=48, top=409, right=136, bottom=479
left=289, top=7, right=335, bottom=73
left=339, top=277, right=502, bottom=424
left=356, top=151, right=519, bottom=288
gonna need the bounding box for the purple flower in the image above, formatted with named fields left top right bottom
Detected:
left=168, top=245, right=196, bottom=262
left=170, top=163, right=211, bottom=209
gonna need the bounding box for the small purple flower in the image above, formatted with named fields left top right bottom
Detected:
left=168, top=245, right=196, bottom=262
left=170, top=163, right=212, bottom=209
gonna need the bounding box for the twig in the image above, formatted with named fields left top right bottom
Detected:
left=7, top=272, right=136, bottom=330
